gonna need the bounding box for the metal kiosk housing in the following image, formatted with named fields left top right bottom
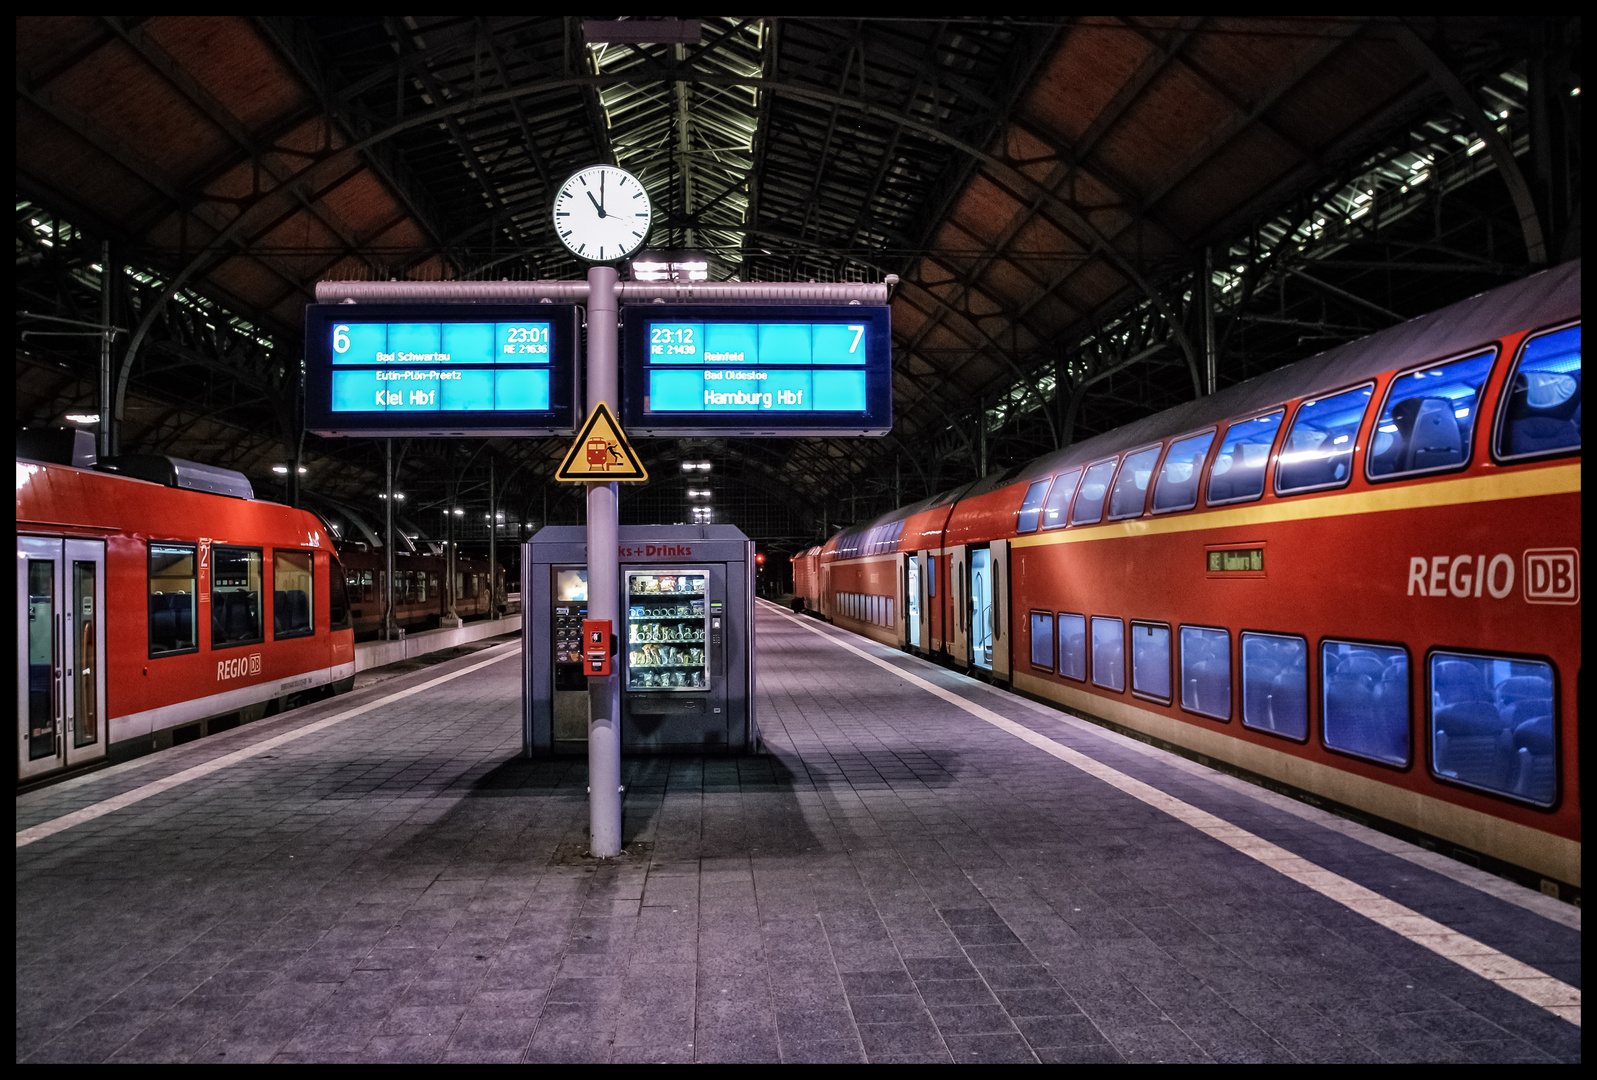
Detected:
left=523, top=524, right=757, bottom=755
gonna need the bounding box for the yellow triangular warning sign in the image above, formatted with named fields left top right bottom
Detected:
left=556, top=402, right=649, bottom=482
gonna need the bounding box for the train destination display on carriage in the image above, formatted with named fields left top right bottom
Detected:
left=304, top=304, right=579, bottom=436
left=621, top=303, right=892, bottom=436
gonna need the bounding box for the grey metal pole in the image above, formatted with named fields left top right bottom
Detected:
left=99, top=240, right=113, bottom=461
left=1202, top=247, right=1217, bottom=396
left=585, top=264, right=622, bottom=858
left=385, top=438, right=396, bottom=640
left=446, top=472, right=456, bottom=623
left=488, top=457, right=497, bottom=616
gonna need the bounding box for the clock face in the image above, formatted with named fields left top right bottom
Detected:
left=552, top=165, right=652, bottom=263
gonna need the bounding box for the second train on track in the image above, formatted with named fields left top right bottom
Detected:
left=793, top=260, right=1581, bottom=894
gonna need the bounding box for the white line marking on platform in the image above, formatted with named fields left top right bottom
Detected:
left=764, top=602, right=1581, bottom=1027
left=16, top=644, right=520, bottom=850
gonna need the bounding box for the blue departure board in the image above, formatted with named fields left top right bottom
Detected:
left=304, top=304, right=578, bottom=436
left=621, top=304, right=891, bottom=436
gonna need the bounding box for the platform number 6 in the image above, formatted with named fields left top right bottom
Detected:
left=333, top=325, right=350, bottom=353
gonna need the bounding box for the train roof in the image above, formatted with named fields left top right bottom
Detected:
left=825, top=259, right=1580, bottom=544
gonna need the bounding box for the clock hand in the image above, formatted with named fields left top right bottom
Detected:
left=586, top=191, right=606, bottom=218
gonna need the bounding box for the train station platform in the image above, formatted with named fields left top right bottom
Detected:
left=15, top=601, right=1580, bottom=1063
left=353, top=614, right=522, bottom=674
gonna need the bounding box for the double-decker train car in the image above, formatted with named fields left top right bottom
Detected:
left=798, top=260, right=1581, bottom=893
left=16, top=451, right=356, bottom=784
left=336, top=543, right=508, bottom=640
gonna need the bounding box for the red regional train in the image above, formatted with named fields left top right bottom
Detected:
left=794, top=260, right=1581, bottom=893
left=336, top=543, right=508, bottom=640
left=16, top=450, right=356, bottom=785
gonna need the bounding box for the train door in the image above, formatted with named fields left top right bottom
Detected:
left=905, top=554, right=921, bottom=649
left=821, top=564, right=832, bottom=620
left=970, top=547, right=994, bottom=670
left=989, top=539, right=1010, bottom=680
left=17, top=537, right=108, bottom=781
left=917, top=551, right=932, bottom=654
left=948, top=545, right=970, bottom=664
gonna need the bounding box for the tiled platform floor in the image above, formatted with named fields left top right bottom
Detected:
left=15, top=603, right=1581, bottom=1063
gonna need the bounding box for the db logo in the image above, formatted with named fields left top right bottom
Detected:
left=1523, top=549, right=1579, bottom=605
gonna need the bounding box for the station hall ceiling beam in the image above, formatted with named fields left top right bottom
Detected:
left=1394, top=23, right=1547, bottom=266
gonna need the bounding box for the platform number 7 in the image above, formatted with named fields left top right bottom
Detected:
left=849, top=325, right=864, bottom=353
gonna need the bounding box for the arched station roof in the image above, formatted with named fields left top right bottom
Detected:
left=15, top=17, right=1582, bottom=551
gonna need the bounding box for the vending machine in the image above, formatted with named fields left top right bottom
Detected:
left=523, top=524, right=756, bottom=755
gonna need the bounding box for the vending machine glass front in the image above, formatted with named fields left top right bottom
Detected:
left=625, top=571, right=708, bottom=691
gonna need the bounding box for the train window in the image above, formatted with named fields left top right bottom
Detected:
left=273, top=550, right=314, bottom=639
left=1241, top=632, right=1307, bottom=739
left=360, top=569, right=374, bottom=602
left=1040, top=469, right=1081, bottom=530
left=1091, top=617, right=1125, bottom=691
left=148, top=543, right=198, bottom=657
left=1016, top=478, right=1052, bottom=533
left=1130, top=622, right=1171, bottom=702
left=928, top=558, right=936, bottom=597
left=1276, top=385, right=1374, bottom=495
left=1180, top=626, right=1232, bottom=721
left=211, top=546, right=264, bottom=649
left=1369, top=350, right=1496, bottom=480
left=1495, top=322, right=1581, bottom=461
left=1109, top=446, right=1163, bottom=520
left=429, top=572, right=439, bottom=600
left=1207, top=411, right=1284, bottom=505
left=1153, top=432, right=1216, bottom=514
left=1428, top=651, right=1556, bottom=807
left=1071, top=460, right=1118, bottom=525
left=1321, top=640, right=1409, bottom=767
left=1057, top=613, right=1087, bottom=681
left=1030, top=611, right=1055, bottom=670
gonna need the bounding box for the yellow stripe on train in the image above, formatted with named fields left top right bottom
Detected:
left=1011, top=463, right=1580, bottom=549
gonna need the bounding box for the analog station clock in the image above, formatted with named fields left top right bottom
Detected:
left=552, top=165, right=653, bottom=263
